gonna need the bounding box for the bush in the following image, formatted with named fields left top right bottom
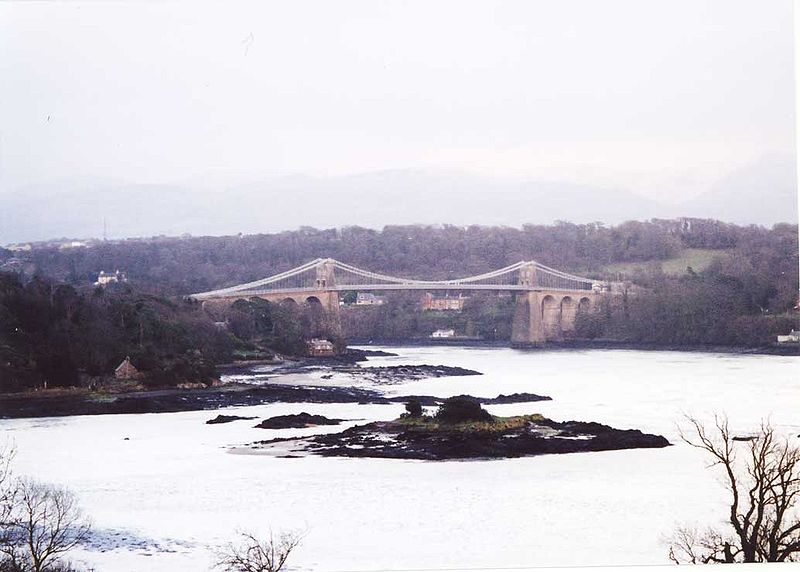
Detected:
left=403, top=399, right=423, bottom=418
left=435, top=397, right=492, bottom=424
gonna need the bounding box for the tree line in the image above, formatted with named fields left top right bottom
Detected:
left=5, top=218, right=788, bottom=296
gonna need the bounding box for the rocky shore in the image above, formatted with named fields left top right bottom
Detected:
left=0, top=385, right=552, bottom=420
left=0, top=359, right=483, bottom=419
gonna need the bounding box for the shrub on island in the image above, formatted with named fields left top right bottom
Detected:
left=435, top=397, right=492, bottom=424
left=403, top=399, right=424, bottom=418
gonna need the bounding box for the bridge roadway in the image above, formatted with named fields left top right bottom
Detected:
left=210, top=283, right=594, bottom=297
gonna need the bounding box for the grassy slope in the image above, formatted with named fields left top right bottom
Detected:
left=603, top=248, right=732, bottom=277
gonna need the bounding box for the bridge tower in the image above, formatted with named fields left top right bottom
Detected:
left=511, top=262, right=547, bottom=345
left=309, top=259, right=342, bottom=337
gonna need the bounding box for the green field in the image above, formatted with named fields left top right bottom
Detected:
left=603, top=248, right=732, bottom=277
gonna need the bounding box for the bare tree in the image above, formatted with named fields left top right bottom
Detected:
left=0, top=445, right=16, bottom=553
left=215, top=529, right=303, bottom=572
left=0, top=479, right=91, bottom=572
left=668, top=415, right=800, bottom=563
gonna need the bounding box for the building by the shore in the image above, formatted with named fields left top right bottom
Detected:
left=115, top=356, right=143, bottom=380
left=307, top=338, right=336, bottom=356
left=422, top=293, right=467, bottom=311
left=430, top=329, right=456, bottom=338
left=777, top=330, right=800, bottom=344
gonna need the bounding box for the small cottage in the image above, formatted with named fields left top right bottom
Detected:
left=114, top=356, right=143, bottom=380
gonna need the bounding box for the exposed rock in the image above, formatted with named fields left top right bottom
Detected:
left=471, top=393, right=552, bottom=404
left=254, top=412, right=344, bottom=429
left=206, top=414, right=257, bottom=425
left=351, top=364, right=481, bottom=384
left=385, top=392, right=552, bottom=407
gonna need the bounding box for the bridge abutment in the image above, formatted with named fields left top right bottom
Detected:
left=511, top=291, right=545, bottom=344
left=511, top=290, right=598, bottom=345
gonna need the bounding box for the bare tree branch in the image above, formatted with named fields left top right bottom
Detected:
left=0, top=478, right=91, bottom=572
left=215, top=528, right=304, bottom=572
left=669, top=415, right=800, bottom=564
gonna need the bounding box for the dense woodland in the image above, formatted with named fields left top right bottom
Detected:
left=0, top=218, right=797, bottom=391
left=5, top=218, right=760, bottom=293
left=0, top=275, right=235, bottom=391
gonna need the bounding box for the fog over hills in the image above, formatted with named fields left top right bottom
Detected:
left=1, top=156, right=796, bottom=245
left=678, top=155, right=797, bottom=225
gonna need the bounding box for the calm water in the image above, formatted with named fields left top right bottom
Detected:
left=2, top=346, right=798, bottom=571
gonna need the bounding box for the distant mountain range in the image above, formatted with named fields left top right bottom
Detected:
left=1, top=157, right=796, bottom=244
left=677, top=155, right=797, bottom=225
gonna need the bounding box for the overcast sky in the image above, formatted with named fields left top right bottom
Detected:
left=0, top=1, right=795, bottom=215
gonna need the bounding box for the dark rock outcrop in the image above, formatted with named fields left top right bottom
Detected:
left=206, top=414, right=257, bottom=424
left=341, top=364, right=482, bottom=384
left=254, top=412, right=344, bottom=429
left=468, top=393, right=552, bottom=404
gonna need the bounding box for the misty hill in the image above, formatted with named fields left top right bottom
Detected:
left=2, top=172, right=659, bottom=244
left=679, top=155, right=797, bottom=225
left=3, top=163, right=795, bottom=245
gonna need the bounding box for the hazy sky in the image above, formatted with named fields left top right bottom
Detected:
left=0, top=0, right=795, bottom=205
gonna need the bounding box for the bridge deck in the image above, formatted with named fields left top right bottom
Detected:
left=189, top=258, right=602, bottom=301
left=195, top=283, right=595, bottom=300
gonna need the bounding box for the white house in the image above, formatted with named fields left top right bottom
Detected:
left=355, top=293, right=385, bottom=306
left=430, top=329, right=456, bottom=338
left=95, top=270, right=128, bottom=286
left=777, top=330, right=800, bottom=344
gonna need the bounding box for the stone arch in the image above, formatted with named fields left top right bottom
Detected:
left=541, top=295, right=560, bottom=339
left=280, top=297, right=300, bottom=308
left=578, top=297, right=591, bottom=313
left=560, top=296, right=577, bottom=332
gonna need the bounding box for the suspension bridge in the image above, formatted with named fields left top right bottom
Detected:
left=190, top=258, right=607, bottom=344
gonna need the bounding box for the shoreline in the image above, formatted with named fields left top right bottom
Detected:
left=350, top=338, right=800, bottom=356
left=0, top=361, right=490, bottom=419
left=1, top=342, right=796, bottom=420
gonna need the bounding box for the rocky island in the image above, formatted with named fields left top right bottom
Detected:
left=250, top=397, right=670, bottom=460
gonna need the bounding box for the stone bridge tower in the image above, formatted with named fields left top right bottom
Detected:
left=511, top=262, right=545, bottom=344
left=511, top=262, right=599, bottom=345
